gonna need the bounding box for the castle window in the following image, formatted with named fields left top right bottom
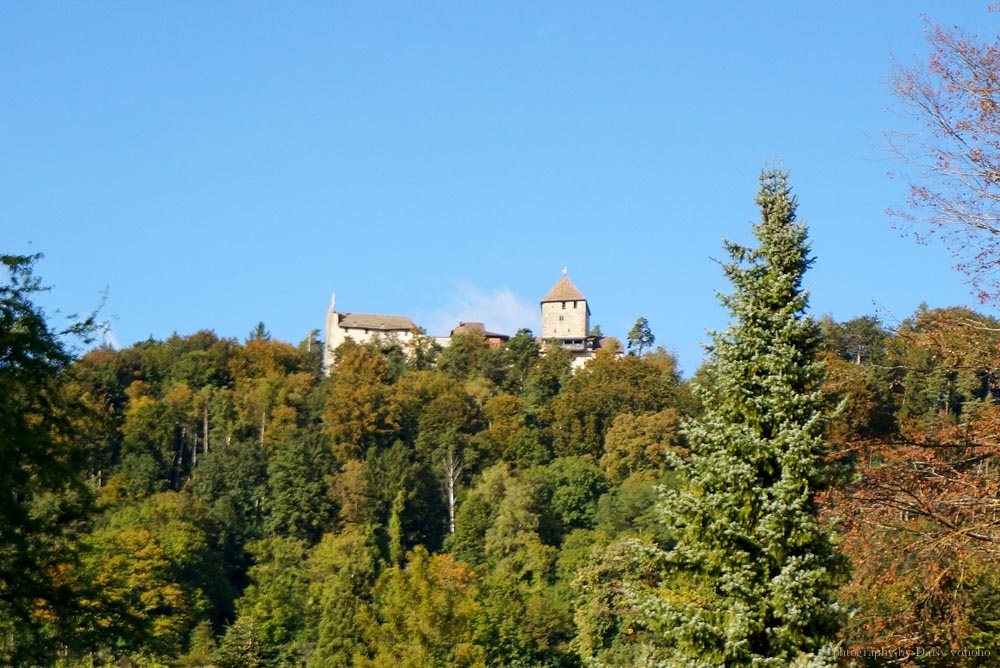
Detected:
left=573, top=301, right=577, bottom=308
left=559, top=315, right=564, bottom=321
left=562, top=302, right=566, bottom=309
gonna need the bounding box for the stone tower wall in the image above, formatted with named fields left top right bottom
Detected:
left=540, top=299, right=589, bottom=340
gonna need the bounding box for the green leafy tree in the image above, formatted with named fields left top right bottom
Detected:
left=886, top=306, right=1000, bottom=431
left=179, top=619, right=218, bottom=667
left=404, top=326, right=442, bottom=372
left=500, top=328, right=541, bottom=395
left=222, top=537, right=310, bottom=663
left=456, top=466, right=577, bottom=667
left=548, top=353, right=684, bottom=460
left=446, top=464, right=512, bottom=567
left=298, top=329, right=324, bottom=376
left=600, top=408, right=685, bottom=484
left=214, top=615, right=283, bottom=668
left=83, top=491, right=231, bottom=660
left=415, top=384, right=480, bottom=534
left=361, top=439, right=448, bottom=553
left=572, top=537, right=669, bottom=666
left=81, top=524, right=190, bottom=661
left=0, top=254, right=99, bottom=662
left=627, top=170, right=846, bottom=665
left=479, top=394, right=547, bottom=468
left=119, top=393, right=180, bottom=490
left=522, top=345, right=572, bottom=409
left=437, top=333, right=492, bottom=382
left=542, top=456, right=608, bottom=533
left=190, top=437, right=269, bottom=583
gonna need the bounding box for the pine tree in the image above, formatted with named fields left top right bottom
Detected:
left=632, top=170, right=846, bottom=666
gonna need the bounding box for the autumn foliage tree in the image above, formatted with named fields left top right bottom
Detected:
left=886, top=11, right=1000, bottom=302
left=827, top=306, right=1000, bottom=659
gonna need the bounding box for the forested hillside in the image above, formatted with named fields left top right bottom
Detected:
left=5, top=180, right=1000, bottom=668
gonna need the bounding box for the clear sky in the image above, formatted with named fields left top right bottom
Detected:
left=3, top=2, right=996, bottom=375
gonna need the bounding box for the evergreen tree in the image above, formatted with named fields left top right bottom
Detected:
left=627, top=316, right=655, bottom=357
left=631, top=170, right=846, bottom=666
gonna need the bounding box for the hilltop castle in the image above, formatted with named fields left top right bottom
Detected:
left=323, top=274, right=618, bottom=371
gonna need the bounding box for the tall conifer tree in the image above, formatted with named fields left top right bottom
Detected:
left=634, top=170, right=845, bottom=666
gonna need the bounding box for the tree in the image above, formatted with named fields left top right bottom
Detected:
left=362, top=547, right=484, bottom=667
left=548, top=352, right=685, bottom=460
left=264, top=430, right=339, bottom=544
left=0, top=254, right=100, bottom=662
left=79, top=491, right=231, bottom=662
left=247, top=321, right=272, bottom=342
left=81, top=525, right=190, bottom=661
left=323, top=344, right=396, bottom=457
left=478, top=394, right=547, bottom=467
left=497, top=329, right=541, bottom=395
left=437, top=333, right=492, bottom=382
left=415, top=385, right=480, bottom=535
left=404, top=326, right=442, bottom=372
left=625, top=171, right=846, bottom=665
left=626, top=317, right=655, bottom=357
left=221, top=537, right=310, bottom=663
left=455, top=466, right=576, bottom=667
left=572, top=537, right=669, bottom=666
left=599, top=408, right=685, bottom=484
left=542, top=456, right=608, bottom=533
left=817, top=315, right=896, bottom=441
left=307, top=526, right=382, bottom=666
left=825, top=305, right=1000, bottom=657
left=886, top=12, right=1000, bottom=301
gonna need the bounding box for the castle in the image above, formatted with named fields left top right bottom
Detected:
left=323, top=274, right=618, bottom=371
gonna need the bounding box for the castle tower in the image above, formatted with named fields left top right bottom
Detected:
left=540, top=274, right=590, bottom=349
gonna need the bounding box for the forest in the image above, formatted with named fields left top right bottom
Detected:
left=4, top=175, right=1000, bottom=668
left=8, top=14, right=1000, bottom=668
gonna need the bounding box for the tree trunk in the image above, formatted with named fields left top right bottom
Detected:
left=203, top=405, right=210, bottom=455
left=440, top=447, right=464, bottom=534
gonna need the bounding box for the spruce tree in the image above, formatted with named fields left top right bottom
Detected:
left=634, top=170, right=846, bottom=666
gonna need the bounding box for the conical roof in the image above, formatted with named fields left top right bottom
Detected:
left=542, top=276, right=586, bottom=303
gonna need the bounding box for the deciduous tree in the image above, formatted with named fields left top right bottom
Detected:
left=0, top=254, right=99, bottom=662
left=886, top=12, right=1000, bottom=301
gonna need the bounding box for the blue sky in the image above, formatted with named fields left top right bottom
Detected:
left=2, top=2, right=995, bottom=375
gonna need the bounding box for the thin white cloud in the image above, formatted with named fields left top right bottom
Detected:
left=419, top=283, right=537, bottom=338
left=101, top=326, right=121, bottom=350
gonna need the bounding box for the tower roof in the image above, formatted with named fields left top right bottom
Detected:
left=541, top=276, right=586, bottom=303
